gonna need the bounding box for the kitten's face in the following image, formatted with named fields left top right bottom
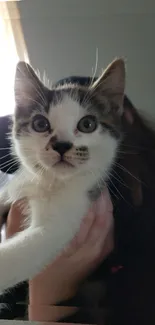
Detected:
left=13, top=59, right=125, bottom=181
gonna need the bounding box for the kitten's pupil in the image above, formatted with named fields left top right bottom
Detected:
left=32, top=115, right=50, bottom=133
left=84, top=120, right=90, bottom=128
left=77, top=115, right=97, bottom=133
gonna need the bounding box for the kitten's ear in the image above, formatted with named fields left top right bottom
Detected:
left=14, top=61, right=47, bottom=109
left=91, top=58, right=125, bottom=114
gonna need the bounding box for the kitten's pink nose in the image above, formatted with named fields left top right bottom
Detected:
left=52, top=141, right=73, bottom=156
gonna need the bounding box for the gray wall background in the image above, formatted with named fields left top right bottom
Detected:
left=17, top=0, right=155, bottom=115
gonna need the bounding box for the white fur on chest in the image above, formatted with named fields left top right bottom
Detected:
left=26, top=172, right=93, bottom=259
left=28, top=172, right=95, bottom=240
left=5, top=168, right=95, bottom=234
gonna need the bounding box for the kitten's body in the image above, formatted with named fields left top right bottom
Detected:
left=0, top=58, right=125, bottom=290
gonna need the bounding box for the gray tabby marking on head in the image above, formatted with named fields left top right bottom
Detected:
left=13, top=59, right=125, bottom=141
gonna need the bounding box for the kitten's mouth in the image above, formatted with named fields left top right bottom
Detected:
left=53, top=159, right=75, bottom=168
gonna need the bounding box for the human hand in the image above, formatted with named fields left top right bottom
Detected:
left=5, top=201, right=25, bottom=238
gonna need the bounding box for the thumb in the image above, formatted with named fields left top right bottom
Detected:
left=95, top=187, right=113, bottom=217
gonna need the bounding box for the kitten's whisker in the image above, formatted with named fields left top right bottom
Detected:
left=90, top=48, right=99, bottom=88
left=88, top=75, right=107, bottom=95
left=121, top=143, right=153, bottom=151
left=114, top=161, right=142, bottom=184
left=0, top=147, right=11, bottom=150
left=84, top=73, right=114, bottom=108
left=82, top=81, right=103, bottom=107
left=33, top=68, right=48, bottom=105
left=99, top=174, right=119, bottom=201
left=0, top=158, right=18, bottom=169
left=31, top=68, right=48, bottom=105
left=108, top=170, right=130, bottom=189
left=81, top=86, right=93, bottom=108
left=0, top=161, right=19, bottom=176
left=111, top=169, right=130, bottom=189
left=117, top=149, right=137, bottom=155
left=107, top=184, right=119, bottom=202
left=0, top=153, right=12, bottom=160
left=97, top=170, right=121, bottom=203
left=104, top=170, right=130, bottom=205
left=43, top=70, right=50, bottom=89
left=81, top=49, right=99, bottom=107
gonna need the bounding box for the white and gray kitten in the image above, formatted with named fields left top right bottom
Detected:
left=0, top=58, right=125, bottom=290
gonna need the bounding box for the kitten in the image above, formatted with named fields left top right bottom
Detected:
left=0, top=58, right=125, bottom=290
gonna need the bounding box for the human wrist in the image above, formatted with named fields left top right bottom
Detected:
left=29, top=279, right=78, bottom=306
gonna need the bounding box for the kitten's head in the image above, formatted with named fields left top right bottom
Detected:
left=12, top=58, right=125, bottom=181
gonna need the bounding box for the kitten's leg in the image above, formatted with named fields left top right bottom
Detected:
left=0, top=226, right=51, bottom=290
left=0, top=208, right=84, bottom=291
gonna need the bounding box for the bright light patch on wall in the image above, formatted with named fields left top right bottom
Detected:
left=0, top=2, right=29, bottom=116
left=0, top=16, right=18, bottom=116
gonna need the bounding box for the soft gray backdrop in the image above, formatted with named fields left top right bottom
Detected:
left=17, top=0, right=155, bottom=114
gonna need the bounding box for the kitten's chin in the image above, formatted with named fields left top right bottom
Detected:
left=52, top=161, right=76, bottom=179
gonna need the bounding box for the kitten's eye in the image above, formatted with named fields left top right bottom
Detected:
left=32, top=115, right=50, bottom=133
left=77, top=115, right=97, bottom=133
